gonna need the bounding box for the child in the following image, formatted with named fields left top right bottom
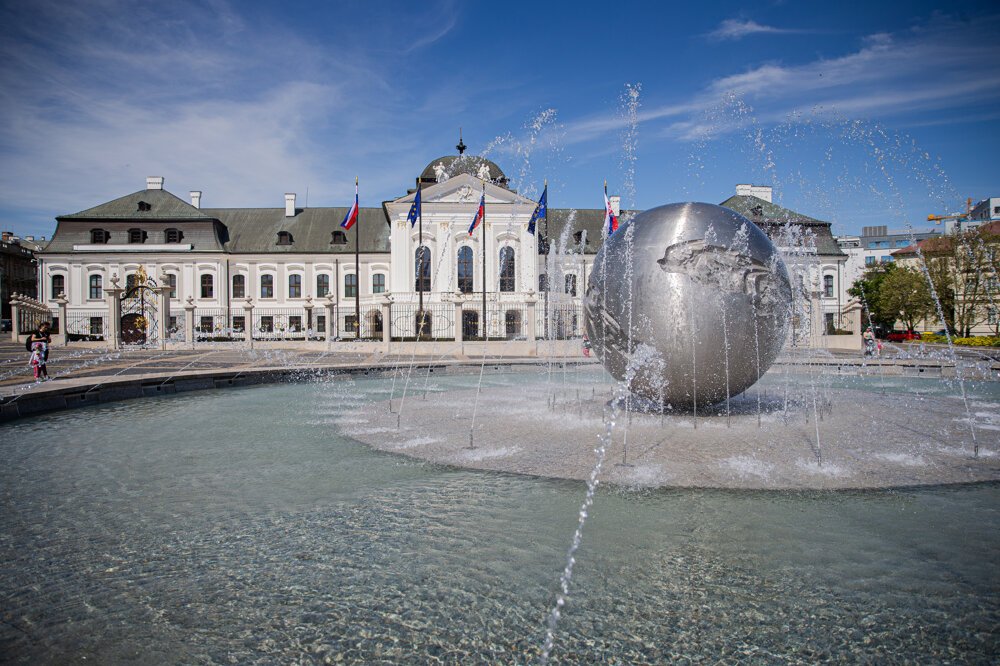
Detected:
left=29, top=341, right=48, bottom=382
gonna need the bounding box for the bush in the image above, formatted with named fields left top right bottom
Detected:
left=921, top=333, right=1000, bottom=346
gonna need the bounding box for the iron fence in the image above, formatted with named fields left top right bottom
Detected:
left=17, top=308, right=52, bottom=335
left=535, top=302, right=584, bottom=340
left=64, top=310, right=108, bottom=341
left=390, top=303, right=453, bottom=341
left=459, top=302, right=529, bottom=341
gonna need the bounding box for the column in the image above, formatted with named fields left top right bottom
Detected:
left=381, top=295, right=391, bottom=352
left=243, top=297, right=255, bottom=350
left=303, top=296, right=314, bottom=340
left=55, top=293, right=69, bottom=346
left=454, top=301, right=463, bottom=342
left=10, top=294, right=20, bottom=342
left=184, top=296, right=196, bottom=350
left=324, top=295, right=336, bottom=350
left=104, top=275, right=124, bottom=350
left=155, top=283, right=171, bottom=350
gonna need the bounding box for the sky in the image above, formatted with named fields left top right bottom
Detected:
left=1, top=0, right=999, bottom=240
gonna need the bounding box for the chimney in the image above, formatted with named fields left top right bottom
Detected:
left=146, top=176, right=164, bottom=190
left=1, top=231, right=11, bottom=242
left=24, top=235, right=34, bottom=242
left=285, top=193, right=296, bottom=217
left=736, top=184, right=752, bottom=197
left=751, top=185, right=773, bottom=203
left=609, top=195, right=621, bottom=217
left=190, top=191, right=202, bottom=209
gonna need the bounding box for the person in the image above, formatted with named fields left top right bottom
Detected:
left=862, top=327, right=876, bottom=357
left=582, top=335, right=592, bottom=358
left=25, top=321, right=52, bottom=361
left=29, top=341, right=48, bottom=382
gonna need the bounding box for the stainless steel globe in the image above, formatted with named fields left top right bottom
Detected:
left=585, top=202, right=791, bottom=408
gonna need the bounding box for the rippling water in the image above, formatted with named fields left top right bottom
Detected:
left=1, top=374, right=997, bottom=664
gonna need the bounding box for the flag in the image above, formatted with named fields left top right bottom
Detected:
left=468, top=187, right=485, bottom=236
left=527, top=184, right=547, bottom=235
left=604, top=183, right=618, bottom=235
left=340, top=178, right=359, bottom=230
left=407, top=184, right=421, bottom=227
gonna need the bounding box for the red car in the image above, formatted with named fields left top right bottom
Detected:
left=886, top=330, right=920, bottom=342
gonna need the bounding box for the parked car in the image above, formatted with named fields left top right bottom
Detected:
left=886, top=329, right=920, bottom=342
left=0, top=318, right=11, bottom=332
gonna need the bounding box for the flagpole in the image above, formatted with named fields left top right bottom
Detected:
left=482, top=182, right=487, bottom=341
left=542, top=179, right=549, bottom=342
left=354, top=176, right=360, bottom=339
left=417, top=180, right=424, bottom=340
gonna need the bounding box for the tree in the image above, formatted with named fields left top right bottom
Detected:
left=920, top=225, right=999, bottom=336
left=876, top=266, right=933, bottom=331
left=848, top=263, right=897, bottom=332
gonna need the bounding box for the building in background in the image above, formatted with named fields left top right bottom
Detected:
left=1, top=231, right=43, bottom=329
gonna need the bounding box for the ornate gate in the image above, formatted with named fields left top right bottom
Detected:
left=120, top=267, right=158, bottom=345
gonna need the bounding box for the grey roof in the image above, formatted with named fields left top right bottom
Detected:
left=544, top=208, right=621, bottom=254
left=210, top=207, right=390, bottom=254
left=57, top=188, right=213, bottom=221
left=719, top=195, right=846, bottom=257
left=419, top=155, right=507, bottom=186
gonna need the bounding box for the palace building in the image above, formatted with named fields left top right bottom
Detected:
left=36, top=147, right=844, bottom=346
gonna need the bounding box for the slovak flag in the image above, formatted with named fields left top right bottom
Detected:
left=604, top=183, right=618, bottom=235
left=407, top=184, right=421, bottom=227
left=468, top=187, right=485, bottom=236
left=527, top=184, right=546, bottom=235
left=340, top=178, right=359, bottom=230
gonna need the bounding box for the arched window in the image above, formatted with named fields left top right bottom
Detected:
left=457, top=246, right=474, bottom=293
left=125, top=273, right=137, bottom=291
left=51, top=274, right=65, bottom=298
left=505, top=310, right=522, bottom=339
left=565, top=274, right=577, bottom=297
left=89, top=274, right=102, bottom=299
left=823, top=274, right=834, bottom=298
left=260, top=274, right=274, bottom=299
left=372, top=273, right=385, bottom=293
left=499, top=247, right=515, bottom=292
left=415, top=245, right=431, bottom=293
left=232, top=274, right=246, bottom=299
left=165, top=273, right=177, bottom=299
left=345, top=273, right=357, bottom=297
left=462, top=310, right=480, bottom=338
left=200, top=274, right=214, bottom=299
left=317, top=274, right=330, bottom=297
left=288, top=274, right=302, bottom=298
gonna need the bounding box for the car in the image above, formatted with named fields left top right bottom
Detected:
left=886, top=329, right=920, bottom=342
left=0, top=318, right=11, bottom=332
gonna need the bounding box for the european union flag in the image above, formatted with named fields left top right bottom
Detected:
left=527, top=185, right=546, bottom=235
left=407, top=186, right=421, bottom=227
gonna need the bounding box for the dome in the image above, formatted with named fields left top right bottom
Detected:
left=419, top=155, right=508, bottom=188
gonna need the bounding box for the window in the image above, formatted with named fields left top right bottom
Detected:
left=51, top=274, right=65, bottom=298
left=823, top=275, right=834, bottom=298
left=371, top=311, right=384, bottom=336
left=232, top=274, right=245, bottom=299
left=164, top=228, right=184, bottom=243
left=372, top=273, right=385, bottom=294
left=89, top=316, right=104, bottom=336
left=316, top=315, right=326, bottom=333
left=126, top=273, right=137, bottom=291
left=199, top=316, right=214, bottom=332
left=128, top=228, right=147, bottom=244
left=331, top=231, right=348, bottom=245
left=462, top=310, right=480, bottom=338
left=505, top=310, right=522, bottom=339
left=865, top=256, right=876, bottom=266
left=289, top=274, right=302, bottom=298
left=89, top=274, right=102, bottom=299
left=345, top=314, right=359, bottom=335
left=499, top=247, right=515, bottom=292
left=345, top=274, right=357, bottom=297
left=200, top=274, right=214, bottom=298
left=539, top=274, right=549, bottom=292
left=415, top=246, right=431, bottom=292
left=565, top=274, right=577, bottom=297
left=457, top=246, right=474, bottom=293
left=277, top=231, right=293, bottom=245
left=317, top=274, right=330, bottom=297
left=825, top=313, right=835, bottom=334
left=137, top=201, right=151, bottom=212
left=232, top=316, right=245, bottom=332
left=896, top=240, right=909, bottom=248
left=881, top=255, right=893, bottom=263
left=414, top=311, right=430, bottom=337
left=259, top=316, right=274, bottom=333
left=260, top=275, right=274, bottom=298
left=90, top=229, right=110, bottom=244
left=289, top=315, right=302, bottom=332
left=165, top=273, right=177, bottom=299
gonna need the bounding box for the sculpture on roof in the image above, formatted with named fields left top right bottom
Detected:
left=477, top=162, right=491, bottom=181
left=433, top=162, right=449, bottom=183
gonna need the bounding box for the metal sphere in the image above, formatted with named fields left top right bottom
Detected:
left=585, top=202, right=791, bottom=407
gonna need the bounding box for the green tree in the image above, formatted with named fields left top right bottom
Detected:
left=876, top=265, right=933, bottom=331
left=848, top=264, right=897, bottom=332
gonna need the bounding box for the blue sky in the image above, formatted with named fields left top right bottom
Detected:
left=1, top=0, right=998, bottom=239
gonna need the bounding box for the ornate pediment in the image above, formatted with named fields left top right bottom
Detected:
left=390, top=173, right=532, bottom=207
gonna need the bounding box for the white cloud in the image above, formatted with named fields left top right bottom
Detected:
left=707, top=18, right=798, bottom=41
